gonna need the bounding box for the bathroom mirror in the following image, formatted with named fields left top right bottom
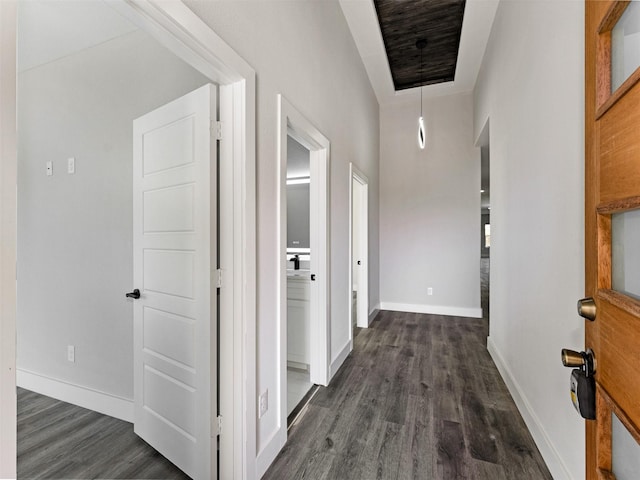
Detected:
left=287, top=182, right=310, bottom=249
left=287, top=136, right=311, bottom=250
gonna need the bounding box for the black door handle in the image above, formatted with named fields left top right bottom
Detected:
left=126, top=289, right=141, bottom=299
left=311, top=274, right=316, bottom=281
left=357, top=261, right=361, bottom=265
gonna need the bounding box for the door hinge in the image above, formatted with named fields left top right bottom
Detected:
left=211, top=120, right=223, bottom=140
left=214, top=268, right=222, bottom=288
left=213, top=415, right=223, bottom=436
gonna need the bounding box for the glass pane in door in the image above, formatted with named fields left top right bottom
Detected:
left=612, top=412, right=640, bottom=480
left=612, top=209, right=640, bottom=300
left=611, top=2, right=640, bottom=92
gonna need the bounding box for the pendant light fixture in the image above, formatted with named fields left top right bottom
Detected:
left=416, top=38, right=427, bottom=150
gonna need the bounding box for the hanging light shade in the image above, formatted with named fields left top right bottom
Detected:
left=418, top=116, right=425, bottom=149
left=416, top=39, right=427, bottom=150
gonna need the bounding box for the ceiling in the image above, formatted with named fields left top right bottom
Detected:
left=341, top=0, right=497, bottom=211
left=339, top=0, right=499, bottom=106
left=373, top=0, right=466, bottom=90
left=17, top=0, right=137, bottom=73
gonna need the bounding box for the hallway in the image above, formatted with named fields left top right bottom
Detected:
left=264, top=265, right=551, bottom=479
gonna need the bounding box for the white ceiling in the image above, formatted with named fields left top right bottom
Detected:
left=17, top=0, right=138, bottom=73
left=339, top=0, right=500, bottom=106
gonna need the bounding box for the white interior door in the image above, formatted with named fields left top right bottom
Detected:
left=352, top=172, right=369, bottom=328
left=132, top=84, right=217, bottom=480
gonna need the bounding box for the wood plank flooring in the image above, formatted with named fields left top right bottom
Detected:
left=17, top=388, right=189, bottom=479
left=264, top=258, right=552, bottom=479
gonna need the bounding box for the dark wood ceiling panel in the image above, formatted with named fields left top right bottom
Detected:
left=374, top=0, right=466, bottom=90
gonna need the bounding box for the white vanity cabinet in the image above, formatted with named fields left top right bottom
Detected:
left=287, top=275, right=311, bottom=366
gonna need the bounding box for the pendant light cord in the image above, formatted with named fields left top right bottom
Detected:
left=420, top=45, right=423, bottom=117
left=416, top=38, right=427, bottom=150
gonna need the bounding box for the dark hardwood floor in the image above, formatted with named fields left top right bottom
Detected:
left=17, top=388, right=189, bottom=479
left=18, top=257, right=548, bottom=479
left=264, top=257, right=552, bottom=480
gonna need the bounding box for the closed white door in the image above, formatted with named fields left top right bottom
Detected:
left=132, top=84, right=217, bottom=480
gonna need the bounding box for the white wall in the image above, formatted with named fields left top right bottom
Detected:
left=181, top=1, right=380, bottom=475
left=0, top=1, right=17, bottom=476
left=379, top=93, right=481, bottom=318
left=17, top=30, right=209, bottom=407
left=473, top=1, right=585, bottom=479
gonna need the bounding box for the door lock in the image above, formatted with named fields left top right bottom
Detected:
left=561, top=348, right=596, bottom=420
left=577, top=297, right=596, bottom=321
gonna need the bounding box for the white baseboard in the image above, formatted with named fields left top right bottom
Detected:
left=256, top=428, right=286, bottom=479
left=368, top=304, right=380, bottom=325
left=287, top=360, right=309, bottom=371
left=487, top=338, right=573, bottom=480
left=17, top=369, right=133, bottom=423
left=379, top=302, right=482, bottom=318
left=330, top=339, right=352, bottom=379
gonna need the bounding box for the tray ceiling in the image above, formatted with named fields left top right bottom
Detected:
left=373, top=0, right=466, bottom=91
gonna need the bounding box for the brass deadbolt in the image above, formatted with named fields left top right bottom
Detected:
left=577, top=297, right=596, bottom=321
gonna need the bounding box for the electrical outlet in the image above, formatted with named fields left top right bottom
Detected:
left=67, top=157, right=75, bottom=174
left=258, top=390, right=268, bottom=418
left=67, top=345, right=75, bottom=363
left=427, top=287, right=433, bottom=296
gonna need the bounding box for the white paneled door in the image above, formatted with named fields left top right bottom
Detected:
left=132, top=84, right=217, bottom=480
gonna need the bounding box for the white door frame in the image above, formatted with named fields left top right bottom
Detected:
left=349, top=164, right=369, bottom=331
left=0, top=2, right=257, bottom=479
left=275, top=93, right=330, bottom=449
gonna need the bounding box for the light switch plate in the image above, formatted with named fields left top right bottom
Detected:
left=46, top=161, right=53, bottom=176
left=258, top=390, right=268, bottom=418
left=67, top=157, right=75, bottom=174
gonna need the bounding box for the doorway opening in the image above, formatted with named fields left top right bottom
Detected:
left=9, top=1, right=257, bottom=479
left=349, top=164, right=369, bottom=338
left=276, top=94, right=330, bottom=450
left=477, top=120, right=491, bottom=337
left=16, top=3, right=214, bottom=477
left=285, top=135, right=314, bottom=419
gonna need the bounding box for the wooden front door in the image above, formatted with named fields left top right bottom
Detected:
left=586, top=1, right=640, bottom=478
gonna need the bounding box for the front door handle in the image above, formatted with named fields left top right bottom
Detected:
left=577, top=297, right=596, bottom=321
left=126, top=289, right=141, bottom=299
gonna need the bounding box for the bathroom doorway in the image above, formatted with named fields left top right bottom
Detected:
left=478, top=120, right=490, bottom=337
left=285, top=136, right=313, bottom=418
left=276, top=95, right=330, bottom=437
